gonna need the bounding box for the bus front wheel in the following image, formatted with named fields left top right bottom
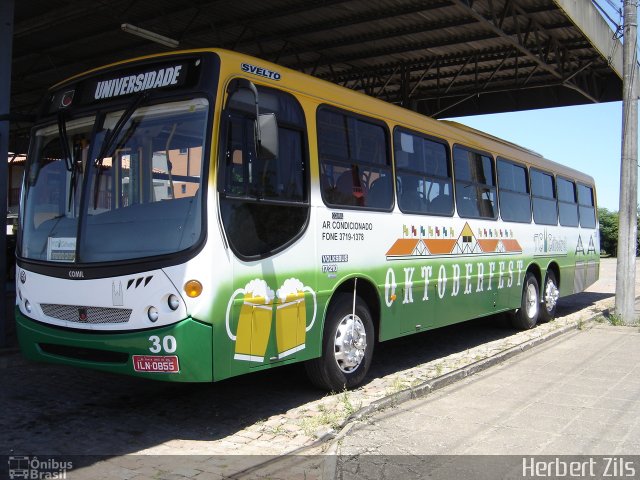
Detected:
left=511, top=272, right=540, bottom=330
left=305, top=293, right=374, bottom=391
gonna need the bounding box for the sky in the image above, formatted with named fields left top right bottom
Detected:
left=449, top=101, right=625, bottom=211
left=450, top=0, right=632, bottom=213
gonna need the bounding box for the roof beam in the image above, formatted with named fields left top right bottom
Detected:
left=317, top=39, right=591, bottom=84
left=289, top=19, right=573, bottom=70
left=265, top=16, right=479, bottom=61
left=14, top=1, right=128, bottom=37
left=451, top=0, right=599, bottom=103
left=327, top=50, right=604, bottom=102
left=219, top=0, right=455, bottom=49
left=12, top=0, right=351, bottom=64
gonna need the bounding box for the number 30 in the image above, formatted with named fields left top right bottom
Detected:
left=148, top=335, right=177, bottom=353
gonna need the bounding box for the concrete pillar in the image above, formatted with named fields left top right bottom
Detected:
left=0, top=0, right=15, bottom=346
left=616, top=0, right=639, bottom=325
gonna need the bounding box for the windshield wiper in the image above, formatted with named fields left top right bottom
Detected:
left=93, top=92, right=149, bottom=209
left=57, top=112, right=73, bottom=172
left=57, top=111, right=78, bottom=211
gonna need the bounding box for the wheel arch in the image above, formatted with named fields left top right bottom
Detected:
left=525, top=261, right=542, bottom=288
left=545, top=261, right=561, bottom=288
left=331, top=275, right=381, bottom=342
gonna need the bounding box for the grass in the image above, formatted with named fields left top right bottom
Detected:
left=271, top=424, right=288, bottom=436
left=299, top=403, right=343, bottom=437
left=609, top=313, right=625, bottom=326
left=298, top=390, right=361, bottom=438
left=592, top=312, right=639, bottom=327
left=385, top=376, right=410, bottom=396
left=339, top=389, right=360, bottom=418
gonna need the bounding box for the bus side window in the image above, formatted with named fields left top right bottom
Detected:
left=577, top=183, right=596, bottom=228
left=317, top=107, right=392, bottom=210
left=453, top=146, right=497, bottom=219
left=531, top=168, right=558, bottom=225
left=497, top=158, right=531, bottom=223
left=393, top=128, right=453, bottom=216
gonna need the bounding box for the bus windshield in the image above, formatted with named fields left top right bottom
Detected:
left=20, top=97, right=209, bottom=263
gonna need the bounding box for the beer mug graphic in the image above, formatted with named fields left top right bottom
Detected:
left=225, top=279, right=275, bottom=363
left=275, top=278, right=317, bottom=359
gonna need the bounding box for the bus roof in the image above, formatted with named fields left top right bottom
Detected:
left=213, top=49, right=596, bottom=186
left=52, top=47, right=597, bottom=187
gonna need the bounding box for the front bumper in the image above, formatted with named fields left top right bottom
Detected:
left=16, top=309, right=213, bottom=382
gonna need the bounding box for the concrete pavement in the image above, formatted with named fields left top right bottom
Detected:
left=337, top=324, right=640, bottom=458
left=229, top=323, right=640, bottom=479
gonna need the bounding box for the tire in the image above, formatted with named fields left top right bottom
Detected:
left=305, top=293, right=374, bottom=391
left=539, top=270, right=559, bottom=323
left=510, top=272, right=540, bottom=330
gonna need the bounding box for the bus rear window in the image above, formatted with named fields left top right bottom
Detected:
left=578, top=183, right=596, bottom=228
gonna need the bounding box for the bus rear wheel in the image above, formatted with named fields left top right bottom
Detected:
left=539, top=270, right=559, bottom=323
left=511, top=272, right=539, bottom=330
left=305, top=293, right=374, bottom=391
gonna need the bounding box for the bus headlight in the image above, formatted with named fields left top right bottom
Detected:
left=147, top=306, right=159, bottom=322
left=25, top=299, right=32, bottom=313
left=168, top=294, right=180, bottom=310
left=184, top=280, right=203, bottom=298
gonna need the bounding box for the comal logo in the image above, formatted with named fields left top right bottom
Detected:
left=112, top=280, right=123, bottom=306
left=68, top=270, right=84, bottom=279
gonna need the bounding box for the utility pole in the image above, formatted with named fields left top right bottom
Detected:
left=616, top=0, right=639, bottom=325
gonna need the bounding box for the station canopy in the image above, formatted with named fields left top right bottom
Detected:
left=9, top=0, right=623, bottom=153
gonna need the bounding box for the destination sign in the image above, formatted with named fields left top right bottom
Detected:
left=93, top=63, right=187, bottom=100
left=48, top=59, right=200, bottom=114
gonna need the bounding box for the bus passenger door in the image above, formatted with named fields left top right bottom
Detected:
left=219, top=79, right=312, bottom=369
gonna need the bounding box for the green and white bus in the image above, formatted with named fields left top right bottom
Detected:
left=16, top=49, right=599, bottom=391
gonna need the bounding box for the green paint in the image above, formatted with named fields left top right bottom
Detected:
left=16, top=310, right=213, bottom=382
left=15, top=239, right=600, bottom=383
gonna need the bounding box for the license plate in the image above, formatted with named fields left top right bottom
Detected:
left=132, top=355, right=180, bottom=373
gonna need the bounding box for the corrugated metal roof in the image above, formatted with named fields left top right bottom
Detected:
left=9, top=0, right=623, bottom=152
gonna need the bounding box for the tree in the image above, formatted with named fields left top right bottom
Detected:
left=597, top=207, right=640, bottom=257
left=598, top=208, right=619, bottom=256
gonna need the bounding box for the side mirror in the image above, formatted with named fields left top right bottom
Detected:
left=256, top=113, right=278, bottom=160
